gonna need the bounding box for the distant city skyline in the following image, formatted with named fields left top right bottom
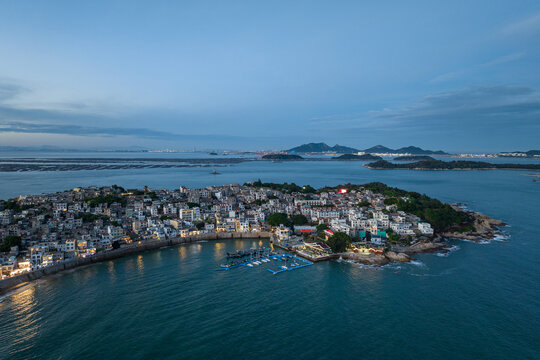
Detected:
left=1, top=1, right=539, bottom=152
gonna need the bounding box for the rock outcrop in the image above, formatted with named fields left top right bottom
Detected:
left=385, top=251, right=412, bottom=262
left=340, top=252, right=389, bottom=266
left=442, top=211, right=506, bottom=242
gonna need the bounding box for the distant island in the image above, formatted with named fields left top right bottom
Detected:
left=261, top=154, right=303, bottom=160
left=333, top=154, right=382, bottom=161
left=393, top=155, right=434, bottom=161
left=286, top=142, right=449, bottom=155
left=365, top=159, right=540, bottom=170
left=362, top=145, right=448, bottom=155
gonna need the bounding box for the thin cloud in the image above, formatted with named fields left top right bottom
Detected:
left=0, top=82, right=27, bottom=101
left=480, top=52, right=526, bottom=67
left=430, top=52, right=526, bottom=83
left=365, top=85, right=540, bottom=129
left=502, top=12, right=540, bottom=36
left=0, top=121, right=176, bottom=139
left=308, top=85, right=540, bottom=137
left=0, top=79, right=245, bottom=142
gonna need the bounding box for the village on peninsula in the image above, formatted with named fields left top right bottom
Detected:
left=0, top=180, right=505, bottom=283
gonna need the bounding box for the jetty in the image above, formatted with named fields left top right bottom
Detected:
left=213, top=253, right=313, bottom=275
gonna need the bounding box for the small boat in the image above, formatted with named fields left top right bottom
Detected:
left=281, top=265, right=288, bottom=270
left=211, top=170, right=220, bottom=175
left=246, top=263, right=253, bottom=267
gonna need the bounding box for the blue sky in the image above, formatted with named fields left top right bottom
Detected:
left=0, top=0, right=539, bottom=152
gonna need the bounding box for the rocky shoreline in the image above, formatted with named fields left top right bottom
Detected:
left=441, top=208, right=506, bottom=242
left=339, top=210, right=505, bottom=266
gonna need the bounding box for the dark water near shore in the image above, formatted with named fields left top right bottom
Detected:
left=0, top=152, right=539, bottom=359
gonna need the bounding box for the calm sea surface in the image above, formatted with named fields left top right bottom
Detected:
left=0, top=152, right=538, bottom=359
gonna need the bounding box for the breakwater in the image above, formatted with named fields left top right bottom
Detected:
left=0, top=231, right=272, bottom=295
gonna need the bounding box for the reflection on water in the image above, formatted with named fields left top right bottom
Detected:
left=137, top=255, right=144, bottom=274
left=214, top=242, right=224, bottom=260
left=190, top=244, right=202, bottom=254
left=234, top=240, right=243, bottom=248
left=178, top=245, right=187, bottom=260
left=124, top=258, right=135, bottom=273
left=10, top=286, right=40, bottom=352
left=107, top=261, right=117, bottom=283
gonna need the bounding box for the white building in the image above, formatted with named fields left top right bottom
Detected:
left=418, top=222, right=434, bottom=235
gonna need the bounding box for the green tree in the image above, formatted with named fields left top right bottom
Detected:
left=383, top=198, right=398, bottom=205
left=326, top=232, right=351, bottom=253
left=388, top=233, right=400, bottom=243
left=291, top=214, right=308, bottom=226
left=267, top=213, right=291, bottom=227
left=86, top=194, right=126, bottom=206
left=0, top=235, right=22, bottom=252
left=316, top=223, right=329, bottom=232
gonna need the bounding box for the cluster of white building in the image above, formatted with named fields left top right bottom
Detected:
left=1, top=183, right=434, bottom=278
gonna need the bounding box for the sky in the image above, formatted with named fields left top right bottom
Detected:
left=0, top=0, right=539, bottom=153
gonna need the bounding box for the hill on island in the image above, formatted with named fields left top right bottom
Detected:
left=362, top=145, right=394, bottom=153
left=287, top=143, right=358, bottom=153
left=287, top=142, right=449, bottom=155
left=363, top=145, right=448, bottom=155
left=261, top=154, right=303, bottom=160
left=333, top=154, right=382, bottom=161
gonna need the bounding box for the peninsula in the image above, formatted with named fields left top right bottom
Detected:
left=0, top=181, right=504, bottom=289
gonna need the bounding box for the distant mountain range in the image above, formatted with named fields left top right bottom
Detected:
left=287, top=143, right=449, bottom=155
left=287, top=143, right=359, bottom=154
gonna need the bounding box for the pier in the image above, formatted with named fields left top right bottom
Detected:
left=213, top=253, right=313, bottom=275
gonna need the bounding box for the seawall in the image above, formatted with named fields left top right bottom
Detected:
left=0, top=231, right=272, bottom=295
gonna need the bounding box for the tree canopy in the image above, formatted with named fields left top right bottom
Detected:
left=316, top=223, right=329, bottom=232
left=267, top=212, right=291, bottom=227
left=0, top=235, right=21, bottom=252
left=326, top=232, right=351, bottom=253
left=247, top=180, right=316, bottom=194
left=291, top=214, right=308, bottom=226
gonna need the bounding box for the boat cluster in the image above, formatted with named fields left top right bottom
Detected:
left=226, top=247, right=274, bottom=259
left=216, top=250, right=314, bottom=274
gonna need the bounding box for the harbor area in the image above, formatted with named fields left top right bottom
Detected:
left=271, top=235, right=337, bottom=262
left=213, top=247, right=313, bottom=275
